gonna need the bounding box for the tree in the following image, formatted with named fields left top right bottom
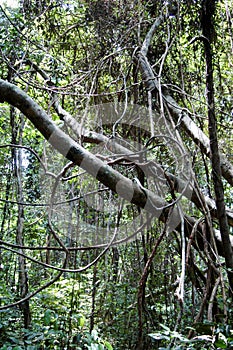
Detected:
left=0, top=1, right=232, bottom=349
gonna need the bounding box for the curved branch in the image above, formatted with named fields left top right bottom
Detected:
left=0, top=79, right=232, bottom=258
left=25, top=59, right=233, bottom=229
left=0, top=254, right=68, bottom=310
left=0, top=79, right=164, bottom=216
left=136, top=20, right=233, bottom=187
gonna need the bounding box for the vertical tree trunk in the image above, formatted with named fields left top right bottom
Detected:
left=90, top=261, right=98, bottom=332
left=201, top=0, right=233, bottom=293
left=11, top=108, right=31, bottom=328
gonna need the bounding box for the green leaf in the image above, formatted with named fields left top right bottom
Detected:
left=215, top=333, right=228, bottom=349
left=104, top=341, right=113, bottom=350
left=77, top=314, right=86, bottom=328
left=214, top=339, right=228, bottom=348
left=43, top=309, right=54, bottom=326
left=159, top=324, right=171, bottom=332
left=148, top=333, right=170, bottom=341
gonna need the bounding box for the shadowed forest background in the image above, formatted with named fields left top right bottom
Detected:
left=0, top=0, right=233, bottom=349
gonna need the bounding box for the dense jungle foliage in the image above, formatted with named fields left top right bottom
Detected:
left=0, top=0, right=233, bottom=349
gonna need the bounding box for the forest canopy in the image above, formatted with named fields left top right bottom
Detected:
left=0, top=0, right=233, bottom=349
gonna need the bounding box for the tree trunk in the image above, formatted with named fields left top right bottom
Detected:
left=201, top=0, right=233, bottom=293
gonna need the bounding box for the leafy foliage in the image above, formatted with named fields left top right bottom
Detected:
left=0, top=0, right=233, bottom=349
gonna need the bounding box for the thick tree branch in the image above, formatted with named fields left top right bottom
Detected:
left=163, top=93, right=233, bottom=187
left=136, top=19, right=233, bottom=187
left=0, top=79, right=164, bottom=216
left=26, top=61, right=233, bottom=227
left=0, top=79, right=232, bottom=259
